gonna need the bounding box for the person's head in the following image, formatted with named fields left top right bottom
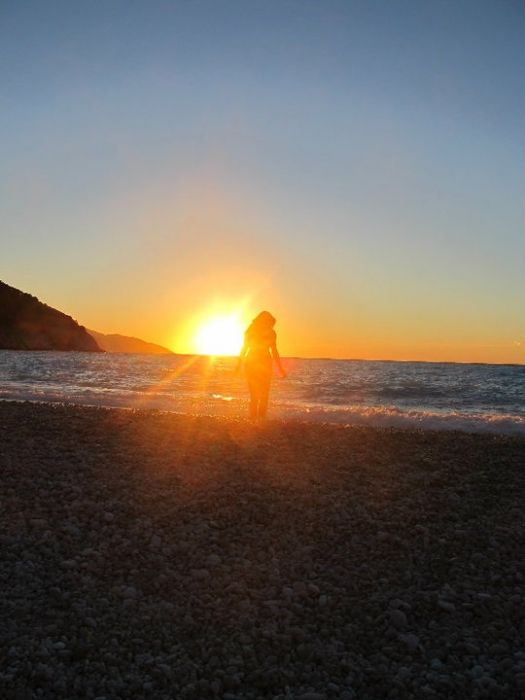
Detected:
left=253, top=311, right=276, bottom=329
left=246, top=310, right=276, bottom=335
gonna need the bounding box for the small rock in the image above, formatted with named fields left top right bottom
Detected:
left=30, top=518, right=49, bottom=528
left=206, top=553, right=222, bottom=567
left=122, top=586, right=138, bottom=599
left=389, top=609, right=407, bottom=629
left=340, top=692, right=355, bottom=700
left=150, top=534, right=162, bottom=549
left=396, top=667, right=411, bottom=681
left=400, top=633, right=419, bottom=652
left=191, top=569, right=210, bottom=580
left=293, top=581, right=307, bottom=596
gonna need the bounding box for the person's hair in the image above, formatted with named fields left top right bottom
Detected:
left=246, top=310, right=276, bottom=337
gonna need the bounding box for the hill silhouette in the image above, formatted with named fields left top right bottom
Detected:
left=0, top=280, right=102, bottom=352
left=88, top=330, right=173, bottom=354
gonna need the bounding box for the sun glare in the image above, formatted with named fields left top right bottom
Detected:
left=194, top=314, right=245, bottom=356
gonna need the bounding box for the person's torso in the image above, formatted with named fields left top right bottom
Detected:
left=246, top=329, right=275, bottom=362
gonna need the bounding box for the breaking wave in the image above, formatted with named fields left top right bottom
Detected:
left=273, top=401, right=525, bottom=435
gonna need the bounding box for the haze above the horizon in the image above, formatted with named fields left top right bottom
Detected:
left=1, top=1, right=524, bottom=363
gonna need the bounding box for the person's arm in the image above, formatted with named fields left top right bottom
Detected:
left=234, top=338, right=249, bottom=375
left=270, top=340, right=286, bottom=378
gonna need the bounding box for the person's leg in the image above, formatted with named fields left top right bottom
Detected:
left=247, top=373, right=259, bottom=420
left=257, top=374, right=272, bottom=420
left=258, top=393, right=268, bottom=420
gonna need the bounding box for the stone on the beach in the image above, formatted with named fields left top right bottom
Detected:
left=293, top=581, right=307, bottom=596
left=389, top=609, right=408, bottom=629
left=206, top=553, right=222, bottom=567
left=122, top=586, right=138, bottom=599
left=400, top=632, right=419, bottom=652
left=191, top=568, right=210, bottom=580
left=149, top=534, right=162, bottom=549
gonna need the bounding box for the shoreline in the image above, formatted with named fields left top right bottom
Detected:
left=1, top=401, right=524, bottom=698
left=2, top=396, right=525, bottom=439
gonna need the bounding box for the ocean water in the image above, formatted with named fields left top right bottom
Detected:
left=0, top=351, right=524, bottom=435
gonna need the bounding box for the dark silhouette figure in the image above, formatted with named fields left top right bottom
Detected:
left=236, top=311, right=286, bottom=421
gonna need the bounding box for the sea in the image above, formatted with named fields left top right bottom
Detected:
left=0, top=351, right=524, bottom=435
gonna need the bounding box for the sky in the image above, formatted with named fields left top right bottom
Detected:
left=1, top=0, right=524, bottom=362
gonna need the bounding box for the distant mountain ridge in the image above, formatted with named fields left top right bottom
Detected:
left=0, top=280, right=101, bottom=352
left=88, top=330, right=173, bottom=354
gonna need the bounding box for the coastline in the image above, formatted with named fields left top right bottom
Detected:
left=1, top=401, right=524, bottom=698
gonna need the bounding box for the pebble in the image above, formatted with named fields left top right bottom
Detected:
left=293, top=581, right=307, bottom=596
left=150, top=534, right=162, bottom=548
left=340, top=692, right=355, bottom=700
left=191, top=568, right=210, bottom=580
left=122, top=586, right=138, bottom=598
left=400, top=633, right=419, bottom=652
left=206, top=553, right=222, bottom=567
left=389, top=609, right=408, bottom=629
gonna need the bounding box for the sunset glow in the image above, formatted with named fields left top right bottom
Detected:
left=194, top=314, right=245, bottom=356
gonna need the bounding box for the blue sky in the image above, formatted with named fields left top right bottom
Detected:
left=1, top=1, right=524, bottom=360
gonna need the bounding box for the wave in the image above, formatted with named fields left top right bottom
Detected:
left=1, top=386, right=524, bottom=436
left=273, top=402, right=525, bottom=436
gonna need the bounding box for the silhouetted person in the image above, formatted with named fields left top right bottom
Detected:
left=236, top=311, right=286, bottom=421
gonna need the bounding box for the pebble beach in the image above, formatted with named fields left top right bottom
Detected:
left=1, top=401, right=524, bottom=699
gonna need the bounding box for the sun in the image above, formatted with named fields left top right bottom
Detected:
left=194, top=314, right=245, bottom=356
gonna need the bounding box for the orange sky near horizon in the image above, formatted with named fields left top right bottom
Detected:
left=9, top=173, right=522, bottom=366
left=41, top=280, right=523, bottom=365
left=6, top=170, right=522, bottom=366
